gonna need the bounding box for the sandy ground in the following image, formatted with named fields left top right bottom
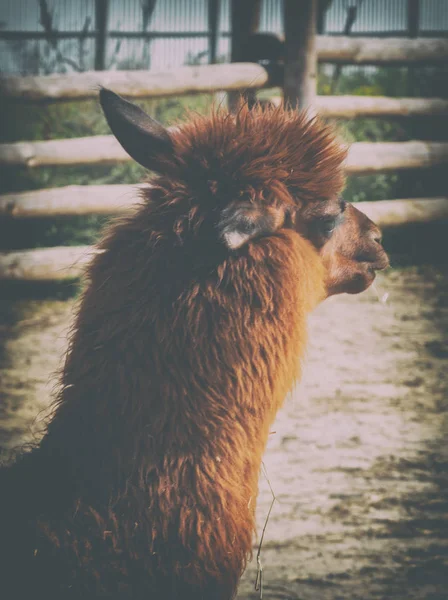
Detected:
left=0, top=265, right=447, bottom=600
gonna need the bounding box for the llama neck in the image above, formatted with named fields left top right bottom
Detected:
left=44, top=230, right=324, bottom=490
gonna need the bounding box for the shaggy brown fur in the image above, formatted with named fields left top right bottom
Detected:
left=0, top=100, right=387, bottom=599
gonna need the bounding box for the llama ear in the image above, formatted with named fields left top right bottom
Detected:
left=99, top=88, right=174, bottom=172
left=218, top=202, right=286, bottom=250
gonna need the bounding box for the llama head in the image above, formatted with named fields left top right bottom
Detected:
left=100, top=88, right=388, bottom=297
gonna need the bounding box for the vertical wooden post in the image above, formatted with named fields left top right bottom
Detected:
left=94, top=0, right=109, bottom=71
left=406, top=0, right=420, bottom=195
left=228, top=0, right=261, bottom=111
left=141, top=0, right=157, bottom=69
left=407, top=0, right=420, bottom=38
left=330, top=1, right=358, bottom=93
left=283, top=0, right=317, bottom=110
left=208, top=0, right=220, bottom=64
left=407, top=0, right=420, bottom=95
left=317, top=0, right=327, bottom=34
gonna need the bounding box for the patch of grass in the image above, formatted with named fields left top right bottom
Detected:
left=0, top=281, right=81, bottom=302
left=0, top=215, right=111, bottom=250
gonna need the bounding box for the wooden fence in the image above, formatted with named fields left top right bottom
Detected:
left=1, top=28, right=447, bottom=281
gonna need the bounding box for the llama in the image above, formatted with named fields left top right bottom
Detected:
left=0, top=91, right=388, bottom=599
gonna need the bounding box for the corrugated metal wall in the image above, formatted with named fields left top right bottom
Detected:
left=0, top=0, right=447, bottom=75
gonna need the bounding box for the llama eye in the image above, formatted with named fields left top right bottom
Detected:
left=319, top=217, right=338, bottom=237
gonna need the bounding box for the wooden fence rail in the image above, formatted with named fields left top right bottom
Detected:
left=0, top=185, right=146, bottom=217
left=1, top=37, right=447, bottom=102
left=356, top=197, right=448, bottom=228
left=275, top=96, right=448, bottom=118
left=0, top=136, right=129, bottom=168
left=1, top=139, right=447, bottom=173
left=316, top=35, right=448, bottom=65
left=346, top=141, right=448, bottom=175
left=0, top=64, right=268, bottom=102
left=1, top=198, right=447, bottom=281
left=0, top=246, right=96, bottom=281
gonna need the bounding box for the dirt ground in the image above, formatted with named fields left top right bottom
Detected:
left=0, top=265, right=447, bottom=600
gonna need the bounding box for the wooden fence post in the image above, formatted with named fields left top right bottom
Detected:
left=228, top=0, right=261, bottom=111
left=317, top=0, right=331, bottom=34
left=407, top=0, right=420, bottom=38
left=94, top=0, right=109, bottom=71
left=407, top=0, right=420, bottom=96
left=208, top=0, right=220, bottom=64
left=141, top=0, right=158, bottom=69
left=284, top=0, right=318, bottom=109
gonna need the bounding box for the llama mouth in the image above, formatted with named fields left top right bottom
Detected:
left=359, top=264, right=381, bottom=291
left=369, top=255, right=390, bottom=272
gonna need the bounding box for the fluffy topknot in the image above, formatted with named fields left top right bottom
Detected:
left=167, top=102, right=347, bottom=207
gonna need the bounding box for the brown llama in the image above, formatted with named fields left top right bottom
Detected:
left=0, top=91, right=388, bottom=599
